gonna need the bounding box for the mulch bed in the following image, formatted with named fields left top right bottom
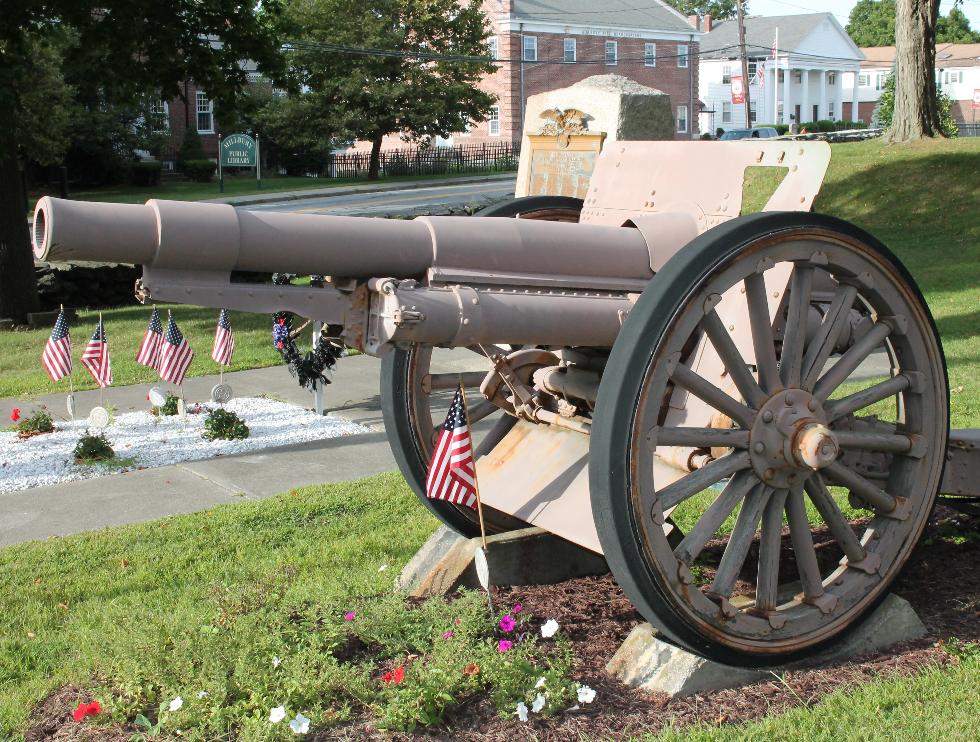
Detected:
left=25, top=507, right=980, bottom=741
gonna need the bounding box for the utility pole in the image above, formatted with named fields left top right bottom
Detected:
left=736, top=0, right=753, bottom=129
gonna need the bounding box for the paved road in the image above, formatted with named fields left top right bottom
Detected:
left=244, top=179, right=516, bottom=215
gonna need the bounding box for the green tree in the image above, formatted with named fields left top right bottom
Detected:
left=663, top=0, right=739, bottom=21
left=872, top=71, right=957, bottom=136
left=936, top=7, right=980, bottom=43
left=282, top=0, right=497, bottom=180
left=0, top=1, right=284, bottom=323
left=846, top=0, right=897, bottom=47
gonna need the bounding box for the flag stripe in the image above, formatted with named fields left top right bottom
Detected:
left=425, top=387, right=479, bottom=510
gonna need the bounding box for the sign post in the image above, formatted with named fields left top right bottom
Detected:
left=256, top=134, right=262, bottom=190
left=217, top=131, right=223, bottom=194
left=219, top=134, right=258, bottom=193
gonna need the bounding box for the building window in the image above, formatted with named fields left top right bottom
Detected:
left=523, top=35, right=537, bottom=62
left=793, top=70, right=802, bottom=84
left=778, top=102, right=784, bottom=120
left=778, top=69, right=784, bottom=83
left=747, top=60, right=758, bottom=78
left=677, top=105, right=688, bottom=133
left=828, top=101, right=835, bottom=119
left=721, top=101, right=732, bottom=123
left=460, top=120, right=472, bottom=137
left=488, top=36, right=498, bottom=60
left=149, top=100, right=169, bottom=131
left=605, top=40, right=618, bottom=65
left=678, top=44, right=689, bottom=68
left=945, top=70, right=963, bottom=84
left=750, top=100, right=757, bottom=122
left=564, top=38, right=576, bottom=63
left=722, top=64, right=732, bottom=84
left=875, top=72, right=888, bottom=90
left=196, top=91, right=213, bottom=133
left=644, top=43, right=656, bottom=67
left=828, top=72, right=837, bottom=85
left=488, top=106, right=500, bottom=136
left=858, top=73, right=870, bottom=86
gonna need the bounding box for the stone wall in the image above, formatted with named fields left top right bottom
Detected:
left=35, top=263, right=141, bottom=311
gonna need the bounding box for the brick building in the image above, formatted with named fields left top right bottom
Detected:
left=158, top=81, right=220, bottom=168
left=465, top=0, right=704, bottom=143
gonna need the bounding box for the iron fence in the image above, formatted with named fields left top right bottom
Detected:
left=957, top=123, right=979, bottom=137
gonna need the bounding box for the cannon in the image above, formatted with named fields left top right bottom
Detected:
left=32, top=141, right=979, bottom=667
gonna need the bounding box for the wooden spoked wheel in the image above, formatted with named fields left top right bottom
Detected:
left=590, top=212, right=948, bottom=665
left=380, top=195, right=583, bottom=537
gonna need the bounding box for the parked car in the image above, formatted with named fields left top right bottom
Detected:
left=719, top=127, right=779, bottom=140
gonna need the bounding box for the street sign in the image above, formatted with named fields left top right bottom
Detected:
left=731, top=76, right=745, bottom=105
left=220, top=134, right=256, bottom=167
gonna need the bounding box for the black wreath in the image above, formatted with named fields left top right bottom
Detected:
left=271, top=273, right=346, bottom=391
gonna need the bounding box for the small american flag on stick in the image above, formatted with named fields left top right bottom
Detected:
left=159, top=313, right=194, bottom=385
left=42, top=309, right=72, bottom=382
left=81, top=318, right=112, bottom=387
left=211, top=309, right=235, bottom=366
left=426, top=385, right=479, bottom=510
left=136, top=307, right=164, bottom=369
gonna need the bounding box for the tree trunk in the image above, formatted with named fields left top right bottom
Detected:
left=0, top=129, right=40, bottom=323
left=368, top=134, right=384, bottom=180
left=888, top=0, right=943, bottom=142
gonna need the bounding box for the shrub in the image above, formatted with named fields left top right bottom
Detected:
left=73, top=432, right=115, bottom=464
left=152, top=392, right=180, bottom=417
left=202, top=408, right=249, bottom=441
left=16, top=408, right=54, bottom=437
left=177, top=128, right=206, bottom=170
left=183, top=159, right=216, bottom=183
left=129, top=161, right=162, bottom=186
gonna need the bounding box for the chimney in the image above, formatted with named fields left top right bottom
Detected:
left=704, top=14, right=712, bottom=33
left=688, top=15, right=700, bottom=31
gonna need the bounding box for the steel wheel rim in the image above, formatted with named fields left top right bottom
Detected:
left=626, top=224, right=946, bottom=656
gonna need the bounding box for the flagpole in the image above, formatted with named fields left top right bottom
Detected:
left=774, top=27, right=780, bottom=125
left=458, top=379, right=488, bottom=551
left=62, top=305, right=74, bottom=397
left=98, top=311, right=104, bottom=408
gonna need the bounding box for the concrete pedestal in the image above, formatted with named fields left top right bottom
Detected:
left=607, top=593, right=926, bottom=697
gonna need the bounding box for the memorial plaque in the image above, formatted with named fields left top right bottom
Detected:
left=520, top=133, right=606, bottom=200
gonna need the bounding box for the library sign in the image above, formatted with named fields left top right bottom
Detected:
left=220, top=134, right=256, bottom=167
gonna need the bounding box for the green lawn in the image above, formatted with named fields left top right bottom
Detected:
left=0, top=305, right=283, bottom=399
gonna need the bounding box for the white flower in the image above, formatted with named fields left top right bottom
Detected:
left=576, top=684, right=596, bottom=704
left=169, top=696, right=183, bottom=712
left=378, top=564, right=389, bottom=572
left=196, top=691, right=208, bottom=699
left=531, top=693, right=546, bottom=713
left=534, top=676, right=546, bottom=689
left=540, top=619, right=560, bottom=638
left=289, top=713, right=311, bottom=734
left=515, top=702, right=529, bottom=722
left=269, top=705, right=287, bottom=723
left=272, top=655, right=282, bottom=668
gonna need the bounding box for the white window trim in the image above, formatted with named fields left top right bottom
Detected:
left=488, top=36, right=498, bottom=60
left=605, top=40, right=618, bottom=66
left=828, top=72, right=837, bottom=85
left=722, top=63, right=732, bottom=84
left=149, top=100, right=169, bottom=131
left=488, top=106, right=501, bottom=137
left=677, top=105, right=688, bottom=133
left=564, top=37, right=576, bottom=63
left=750, top=100, right=757, bottom=122
left=523, top=35, right=537, bottom=62
left=678, top=44, right=689, bottom=68
left=196, top=91, right=214, bottom=134
left=644, top=42, right=656, bottom=67
left=721, top=101, right=732, bottom=123
left=858, top=73, right=870, bottom=87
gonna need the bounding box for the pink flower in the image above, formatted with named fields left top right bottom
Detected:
left=499, top=614, right=516, bottom=632
left=344, top=611, right=356, bottom=621
left=442, top=630, right=454, bottom=640
left=497, top=640, right=513, bottom=652
left=10, top=408, right=20, bottom=422
left=513, top=602, right=523, bottom=614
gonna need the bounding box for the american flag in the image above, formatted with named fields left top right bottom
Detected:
left=425, top=386, right=478, bottom=510
left=136, top=307, right=164, bottom=369
left=211, top=309, right=235, bottom=366
left=159, top=313, right=194, bottom=385
left=81, top=319, right=112, bottom=387
left=42, top=309, right=72, bottom=382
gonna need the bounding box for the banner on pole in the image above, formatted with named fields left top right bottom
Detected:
left=731, top=76, right=746, bottom=105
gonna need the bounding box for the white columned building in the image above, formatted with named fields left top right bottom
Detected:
left=699, top=12, right=863, bottom=133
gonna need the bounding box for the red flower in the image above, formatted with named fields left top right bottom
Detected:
left=383, top=666, right=406, bottom=685
left=72, top=700, right=102, bottom=722
left=10, top=408, right=20, bottom=422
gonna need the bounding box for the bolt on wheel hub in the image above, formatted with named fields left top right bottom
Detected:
left=748, top=389, right=836, bottom=489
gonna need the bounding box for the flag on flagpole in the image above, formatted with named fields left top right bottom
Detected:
left=159, top=313, right=194, bottom=385
left=42, top=309, right=72, bottom=382
left=211, top=309, right=235, bottom=366
left=136, top=307, right=164, bottom=369
left=754, top=59, right=766, bottom=88
left=425, top=385, right=478, bottom=510
left=81, top=319, right=112, bottom=387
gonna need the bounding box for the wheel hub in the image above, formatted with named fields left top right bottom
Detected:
left=748, top=389, right=837, bottom=489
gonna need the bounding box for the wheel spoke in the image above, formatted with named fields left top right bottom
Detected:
left=674, top=472, right=758, bottom=564
left=657, top=451, right=752, bottom=510
left=823, top=460, right=897, bottom=513
left=423, top=371, right=488, bottom=393
left=651, top=426, right=749, bottom=449
left=801, top=284, right=858, bottom=390
left=786, top=485, right=825, bottom=600
left=467, top=400, right=499, bottom=424
left=812, top=321, right=893, bottom=402
left=754, top=488, right=789, bottom=611
left=779, top=265, right=814, bottom=388
left=825, top=374, right=910, bottom=422
left=701, top=310, right=767, bottom=409
left=710, top=485, right=770, bottom=598
left=804, top=475, right=866, bottom=563
left=744, top=272, right=782, bottom=394
left=835, top=430, right=914, bottom=454
left=671, top=362, right=755, bottom=429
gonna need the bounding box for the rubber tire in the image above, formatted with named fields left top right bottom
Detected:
left=588, top=211, right=949, bottom=666
left=474, top=195, right=584, bottom=218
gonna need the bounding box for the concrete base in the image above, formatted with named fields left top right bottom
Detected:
left=396, top=525, right=609, bottom=598
left=607, top=593, right=926, bottom=697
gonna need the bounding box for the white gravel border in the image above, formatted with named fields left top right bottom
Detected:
left=0, top=397, right=369, bottom=493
